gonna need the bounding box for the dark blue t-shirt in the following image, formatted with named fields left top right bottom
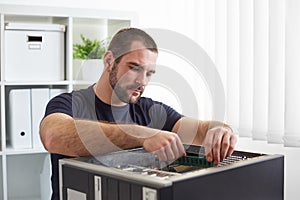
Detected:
left=44, top=85, right=182, bottom=200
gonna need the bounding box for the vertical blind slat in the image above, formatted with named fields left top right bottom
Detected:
left=238, top=0, right=254, bottom=137
left=215, top=0, right=227, bottom=121
left=252, top=0, right=269, bottom=140
left=226, top=0, right=240, bottom=132
left=284, top=0, right=300, bottom=147
left=268, top=0, right=285, bottom=144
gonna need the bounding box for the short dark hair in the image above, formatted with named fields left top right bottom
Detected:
left=108, top=28, right=158, bottom=63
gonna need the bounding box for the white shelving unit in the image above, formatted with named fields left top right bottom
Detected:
left=0, top=4, right=137, bottom=200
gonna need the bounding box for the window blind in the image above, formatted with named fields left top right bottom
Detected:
left=198, top=0, right=298, bottom=147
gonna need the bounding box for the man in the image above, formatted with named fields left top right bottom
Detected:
left=40, top=28, right=236, bottom=200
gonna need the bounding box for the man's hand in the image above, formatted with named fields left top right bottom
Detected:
left=202, top=126, right=237, bottom=165
left=142, top=131, right=186, bottom=161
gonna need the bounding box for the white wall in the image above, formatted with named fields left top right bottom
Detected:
left=1, top=0, right=299, bottom=199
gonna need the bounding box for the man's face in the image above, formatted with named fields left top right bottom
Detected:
left=109, top=47, right=157, bottom=104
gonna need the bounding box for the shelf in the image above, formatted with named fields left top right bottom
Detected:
left=4, top=80, right=70, bottom=86
left=0, top=4, right=137, bottom=21
left=0, top=158, right=2, bottom=199
left=4, top=14, right=68, bottom=25
left=5, top=148, right=48, bottom=156
left=8, top=198, right=40, bottom=200
left=0, top=4, right=137, bottom=200
left=7, top=154, right=51, bottom=200
left=72, top=80, right=96, bottom=85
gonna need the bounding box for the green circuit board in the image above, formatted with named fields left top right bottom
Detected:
left=175, top=155, right=214, bottom=167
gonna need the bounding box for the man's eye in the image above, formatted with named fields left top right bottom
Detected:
left=146, top=72, right=153, bottom=77
left=129, top=66, right=140, bottom=71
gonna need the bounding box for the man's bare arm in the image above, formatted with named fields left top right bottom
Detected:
left=40, top=112, right=185, bottom=160
left=172, top=117, right=236, bottom=164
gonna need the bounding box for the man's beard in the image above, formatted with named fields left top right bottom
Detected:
left=109, top=64, right=144, bottom=103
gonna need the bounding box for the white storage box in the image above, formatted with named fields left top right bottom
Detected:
left=8, top=89, right=32, bottom=149
left=8, top=87, right=67, bottom=150
left=4, top=23, right=65, bottom=82
left=31, top=88, right=50, bottom=150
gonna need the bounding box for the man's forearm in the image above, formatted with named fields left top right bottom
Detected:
left=40, top=113, right=93, bottom=156
left=40, top=113, right=162, bottom=157
left=172, top=117, right=233, bottom=145
left=200, top=120, right=233, bottom=136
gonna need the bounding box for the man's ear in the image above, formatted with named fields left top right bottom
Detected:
left=103, top=51, right=114, bottom=72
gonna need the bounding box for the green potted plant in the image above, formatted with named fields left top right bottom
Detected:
left=73, top=34, right=108, bottom=82
left=73, top=34, right=107, bottom=59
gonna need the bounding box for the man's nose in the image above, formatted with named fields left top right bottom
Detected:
left=136, top=72, right=148, bottom=86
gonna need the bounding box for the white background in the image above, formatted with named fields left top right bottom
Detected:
left=0, top=0, right=299, bottom=199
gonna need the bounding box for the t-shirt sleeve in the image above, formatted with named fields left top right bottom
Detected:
left=44, top=93, right=73, bottom=118
left=147, top=100, right=183, bottom=131
left=161, top=103, right=183, bottom=131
